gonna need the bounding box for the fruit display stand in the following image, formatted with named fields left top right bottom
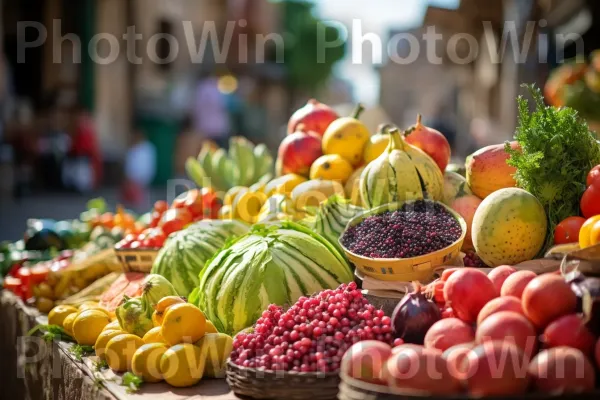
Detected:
left=0, top=290, right=236, bottom=400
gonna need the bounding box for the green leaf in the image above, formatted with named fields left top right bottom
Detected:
left=70, top=344, right=94, bottom=361
left=28, top=324, right=76, bottom=343
left=121, top=372, right=143, bottom=393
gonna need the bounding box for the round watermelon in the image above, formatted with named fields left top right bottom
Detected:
left=150, top=220, right=249, bottom=296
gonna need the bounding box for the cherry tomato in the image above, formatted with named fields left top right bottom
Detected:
left=129, top=241, right=141, bottom=249
left=141, top=239, right=154, bottom=248
left=154, top=200, right=168, bottom=214
left=581, top=183, right=600, bottom=218
left=587, top=165, right=600, bottom=187
left=201, top=187, right=222, bottom=219
left=554, top=216, right=587, bottom=245
left=579, top=215, right=600, bottom=248
left=124, top=233, right=136, bottom=243
left=160, top=208, right=193, bottom=236
left=149, top=211, right=162, bottom=228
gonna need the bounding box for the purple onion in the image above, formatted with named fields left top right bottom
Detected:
left=391, top=286, right=441, bottom=344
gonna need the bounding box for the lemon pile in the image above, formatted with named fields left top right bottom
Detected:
left=47, top=296, right=232, bottom=388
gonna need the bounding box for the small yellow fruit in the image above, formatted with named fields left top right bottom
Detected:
left=95, top=330, right=124, bottom=360
left=194, top=333, right=233, bottom=378
left=218, top=205, right=233, bottom=220
left=205, top=321, right=218, bottom=334
left=143, top=326, right=166, bottom=344
left=132, top=343, right=168, bottom=383
left=78, top=301, right=99, bottom=311
left=38, top=283, right=54, bottom=299
left=36, top=297, right=55, bottom=314
left=224, top=186, right=247, bottom=207
left=48, top=305, right=78, bottom=327
left=72, top=310, right=110, bottom=345
left=322, top=105, right=370, bottom=166
left=309, top=155, right=354, bottom=183
left=160, top=344, right=205, bottom=387
left=104, top=320, right=121, bottom=331
left=155, top=296, right=187, bottom=314
left=161, top=303, right=206, bottom=346
left=249, top=181, right=266, bottom=193
left=345, top=167, right=365, bottom=206
left=233, top=190, right=267, bottom=224
left=105, top=334, right=145, bottom=372
left=81, top=306, right=111, bottom=318
left=363, top=125, right=392, bottom=164
left=62, top=313, right=77, bottom=337
left=264, top=174, right=306, bottom=197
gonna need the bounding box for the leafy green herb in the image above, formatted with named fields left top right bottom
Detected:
left=94, top=359, right=109, bottom=371
left=506, top=84, right=600, bottom=251
left=121, top=372, right=143, bottom=393
left=70, top=344, right=94, bottom=361
left=28, top=324, right=75, bottom=343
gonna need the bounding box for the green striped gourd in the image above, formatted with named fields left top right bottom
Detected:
left=189, top=222, right=353, bottom=335
left=301, top=195, right=364, bottom=256
left=150, top=220, right=249, bottom=296
left=360, top=128, right=444, bottom=208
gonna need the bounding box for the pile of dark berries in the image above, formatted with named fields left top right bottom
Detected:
left=340, top=200, right=462, bottom=259
left=463, top=250, right=489, bottom=268
left=230, top=282, right=396, bottom=373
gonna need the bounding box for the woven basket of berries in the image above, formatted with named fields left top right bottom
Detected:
left=339, top=200, right=467, bottom=282
left=226, top=282, right=396, bottom=400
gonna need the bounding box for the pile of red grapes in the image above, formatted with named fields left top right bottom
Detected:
left=230, top=282, right=398, bottom=373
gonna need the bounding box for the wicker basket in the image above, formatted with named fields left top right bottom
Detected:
left=339, top=372, right=600, bottom=400
left=115, top=248, right=160, bottom=273
left=226, top=360, right=340, bottom=400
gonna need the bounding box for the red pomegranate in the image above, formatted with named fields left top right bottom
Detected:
left=287, top=99, right=339, bottom=137
left=277, top=131, right=323, bottom=177
left=405, top=115, right=451, bottom=172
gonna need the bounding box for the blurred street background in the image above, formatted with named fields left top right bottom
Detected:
left=2, top=0, right=600, bottom=240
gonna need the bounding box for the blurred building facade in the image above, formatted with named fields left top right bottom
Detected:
left=378, top=0, right=598, bottom=157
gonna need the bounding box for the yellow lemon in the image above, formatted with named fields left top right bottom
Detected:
left=205, top=321, right=218, bottom=334
left=78, top=301, right=99, bottom=311
left=309, top=155, right=354, bottom=183
left=132, top=343, right=168, bottom=383
left=62, top=313, right=77, bottom=337
left=224, top=186, right=247, bottom=206
left=264, top=174, right=306, bottom=197
left=48, top=305, right=78, bottom=327
left=153, top=296, right=186, bottom=326
left=161, top=303, right=206, bottom=346
left=363, top=125, right=392, bottom=164
left=322, top=105, right=370, bottom=166
left=72, top=310, right=110, bottom=345
left=232, top=190, right=267, bottom=224
left=105, top=334, right=145, bottom=372
left=81, top=306, right=111, bottom=319
left=194, top=333, right=233, bottom=378
left=143, top=327, right=166, bottom=344
left=94, top=330, right=125, bottom=360
left=104, top=320, right=122, bottom=331
left=160, top=344, right=205, bottom=387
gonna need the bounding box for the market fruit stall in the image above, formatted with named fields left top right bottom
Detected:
left=4, top=82, right=600, bottom=400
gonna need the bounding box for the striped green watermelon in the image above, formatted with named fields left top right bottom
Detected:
left=301, top=195, right=364, bottom=256
left=189, top=222, right=353, bottom=335
left=150, top=220, right=249, bottom=296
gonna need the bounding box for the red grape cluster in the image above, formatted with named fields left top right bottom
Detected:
left=230, top=282, right=394, bottom=373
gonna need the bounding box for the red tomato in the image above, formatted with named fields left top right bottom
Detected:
left=587, top=165, right=600, bottom=187
left=130, top=241, right=141, bottom=249
left=201, top=187, right=222, bottom=219
left=149, top=211, right=162, bottom=228
left=554, top=216, right=587, bottom=244
left=154, top=200, right=168, bottom=213
left=30, top=265, right=50, bottom=285
left=172, top=190, right=204, bottom=217
left=581, top=183, right=600, bottom=218
left=160, top=208, right=193, bottom=235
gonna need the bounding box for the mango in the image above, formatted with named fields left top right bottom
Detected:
left=450, top=194, right=482, bottom=251
left=472, top=188, right=547, bottom=267
left=443, top=171, right=473, bottom=206
left=466, top=142, right=519, bottom=199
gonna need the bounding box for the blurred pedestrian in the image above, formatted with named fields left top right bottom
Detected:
left=121, top=129, right=156, bottom=209
left=63, top=106, right=102, bottom=193
left=192, top=69, right=231, bottom=149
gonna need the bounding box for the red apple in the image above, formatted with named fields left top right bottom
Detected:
left=341, top=340, right=392, bottom=384
left=287, top=99, right=339, bottom=137
left=405, top=114, right=451, bottom=172
left=278, top=131, right=323, bottom=177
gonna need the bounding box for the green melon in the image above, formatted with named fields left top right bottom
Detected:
left=150, top=220, right=249, bottom=296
